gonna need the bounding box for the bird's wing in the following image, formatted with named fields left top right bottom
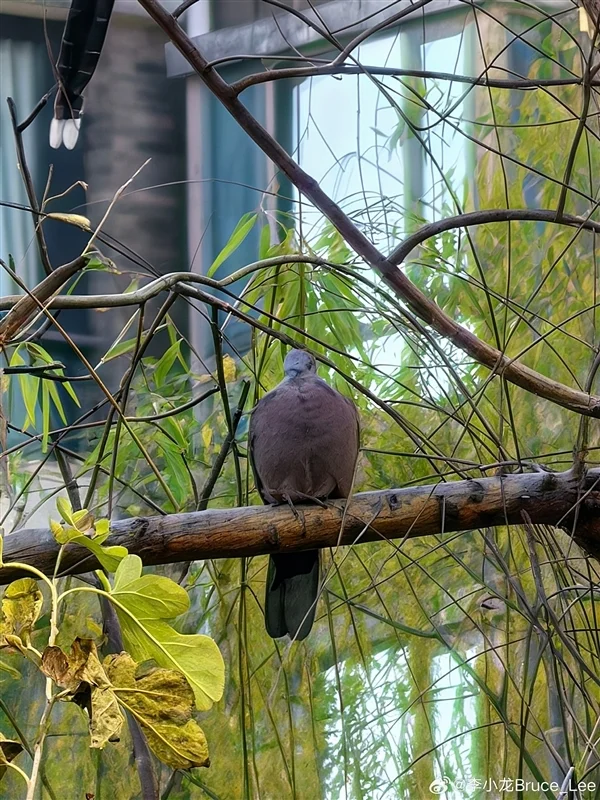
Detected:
left=67, top=0, right=116, bottom=99
left=248, top=389, right=278, bottom=504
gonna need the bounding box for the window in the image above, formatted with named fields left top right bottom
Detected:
left=1, top=14, right=89, bottom=448
left=294, top=17, right=474, bottom=250
left=0, top=30, right=45, bottom=295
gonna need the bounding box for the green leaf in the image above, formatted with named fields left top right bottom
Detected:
left=0, top=660, right=21, bottom=680
left=166, top=317, right=178, bottom=347
left=112, top=574, right=189, bottom=620
left=154, top=340, right=182, bottom=388
left=68, top=535, right=127, bottom=573
left=56, top=497, right=75, bottom=526
left=95, top=518, right=110, bottom=538
left=53, top=504, right=126, bottom=571
left=258, top=222, right=272, bottom=260
left=41, top=381, right=50, bottom=453
left=113, top=554, right=143, bottom=591
left=84, top=252, right=113, bottom=271
left=109, top=571, right=224, bottom=711
left=160, top=417, right=188, bottom=451
left=61, top=375, right=80, bottom=407
left=160, top=447, right=189, bottom=508
left=18, top=372, right=38, bottom=431
left=47, top=379, right=68, bottom=425
left=101, top=337, right=138, bottom=364
left=207, top=213, right=257, bottom=277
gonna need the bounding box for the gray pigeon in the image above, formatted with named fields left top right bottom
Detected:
left=249, top=350, right=360, bottom=640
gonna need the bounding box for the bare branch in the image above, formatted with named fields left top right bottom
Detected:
left=173, top=0, right=200, bottom=19
left=388, top=208, right=600, bottom=264
left=0, top=255, right=333, bottom=311
left=6, top=97, right=52, bottom=276
left=135, top=0, right=600, bottom=419
left=230, top=64, right=600, bottom=95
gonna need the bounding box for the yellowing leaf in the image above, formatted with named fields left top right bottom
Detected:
left=50, top=519, right=64, bottom=541
left=113, top=617, right=224, bottom=712
left=56, top=496, right=75, bottom=526
left=201, top=423, right=212, bottom=451
left=46, top=212, right=91, bottom=230
left=72, top=509, right=94, bottom=533
left=109, top=567, right=224, bottom=711
left=106, top=653, right=210, bottom=769
left=192, top=372, right=214, bottom=384
left=89, top=686, right=124, bottom=749
left=41, top=638, right=99, bottom=689
left=222, top=354, right=236, bottom=383
left=41, top=638, right=125, bottom=750
left=1, top=578, right=43, bottom=644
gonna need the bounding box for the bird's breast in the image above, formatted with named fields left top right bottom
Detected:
left=250, top=377, right=358, bottom=502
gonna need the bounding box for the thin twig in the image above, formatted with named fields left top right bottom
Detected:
left=134, top=1, right=600, bottom=419
left=6, top=97, right=53, bottom=276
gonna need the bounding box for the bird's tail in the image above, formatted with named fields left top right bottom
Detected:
left=50, top=0, right=115, bottom=149
left=265, top=551, right=319, bottom=640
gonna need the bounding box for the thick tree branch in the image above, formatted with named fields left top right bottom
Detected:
left=0, top=255, right=88, bottom=344
left=1, top=469, right=598, bottom=585
left=135, top=0, right=600, bottom=418
left=387, top=208, right=600, bottom=264
left=0, top=256, right=330, bottom=311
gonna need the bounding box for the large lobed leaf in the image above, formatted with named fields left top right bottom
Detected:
left=106, top=652, right=210, bottom=769
left=110, top=556, right=225, bottom=711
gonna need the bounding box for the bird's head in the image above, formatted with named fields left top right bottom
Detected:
left=283, top=349, right=317, bottom=379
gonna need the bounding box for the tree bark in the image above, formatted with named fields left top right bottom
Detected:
left=1, top=469, right=598, bottom=585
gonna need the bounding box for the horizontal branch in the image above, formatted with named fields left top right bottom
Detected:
left=388, top=209, right=600, bottom=265
left=231, top=65, right=600, bottom=95
left=3, top=207, right=600, bottom=417
left=2, top=210, right=597, bottom=313
left=1, top=469, right=598, bottom=585
left=0, top=255, right=330, bottom=311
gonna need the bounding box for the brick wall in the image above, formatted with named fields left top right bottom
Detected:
left=83, top=13, right=187, bottom=353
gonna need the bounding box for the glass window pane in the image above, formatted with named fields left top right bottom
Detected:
left=295, top=34, right=405, bottom=252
